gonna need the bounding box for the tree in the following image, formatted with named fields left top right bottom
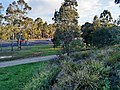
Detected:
left=21, top=17, right=33, bottom=47
left=34, top=18, right=43, bottom=39
left=81, top=13, right=119, bottom=48
left=22, top=17, right=33, bottom=39
left=100, top=10, right=113, bottom=26
left=91, top=27, right=119, bottom=47
left=52, top=0, right=80, bottom=55
left=5, top=0, right=31, bottom=26
left=114, top=16, right=120, bottom=25
left=81, top=22, right=94, bottom=47
left=115, top=0, right=120, bottom=4
left=93, top=15, right=101, bottom=28
left=5, top=0, right=31, bottom=50
left=47, top=24, right=55, bottom=38
left=42, top=22, right=48, bottom=38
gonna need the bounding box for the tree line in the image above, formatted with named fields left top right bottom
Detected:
left=0, top=0, right=120, bottom=52
left=0, top=0, right=55, bottom=42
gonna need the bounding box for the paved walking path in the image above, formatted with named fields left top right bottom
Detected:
left=0, top=55, right=58, bottom=68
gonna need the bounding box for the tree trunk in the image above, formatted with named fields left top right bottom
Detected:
left=0, top=39, right=2, bottom=51
left=11, top=35, right=14, bottom=51
left=26, top=39, right=29, bottom=48
left=11, top=40, right=14, bottom=51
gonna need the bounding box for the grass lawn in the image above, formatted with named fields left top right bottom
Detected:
left=0, top=60, right=60, bottom=90
left=0, top=45, right=60, bottom=62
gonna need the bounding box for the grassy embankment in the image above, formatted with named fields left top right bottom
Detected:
left=0, top=45, right=59, bottom=62
left=1, top=44, right=120, bottom=90
left=0, top=60, right=60, bottom=90
left=52, top=45, right=120, bottom=89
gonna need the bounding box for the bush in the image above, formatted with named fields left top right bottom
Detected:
left=23, top=62, right=60, bottom=90
left=70, top=51, right=92, bottom=61
left=53, top=60, right=111, bottom=90
left=52, top=45, right=120, bottom=90
left=106, top=52, right=120, bottom=65
left=69, top=38, right=85, bottom=52
left=81, top=26, right=120, bottom=48
left=91, top=28, right=119, bottom=48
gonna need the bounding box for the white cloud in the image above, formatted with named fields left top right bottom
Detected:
left=27, top=0, right=63, bottom=23
left=25, top=0, right=31, bottom=3
left=25, top=0, right=119, bottom=25
left=78, top=0, right=101, bottom=17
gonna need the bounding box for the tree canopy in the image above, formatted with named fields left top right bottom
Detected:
left=52, top=0, right=80, bottom=55
left=115, top=0, right=120, bottom=4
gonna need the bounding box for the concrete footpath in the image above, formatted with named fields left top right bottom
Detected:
left=0, top=55, right=58, bottom=68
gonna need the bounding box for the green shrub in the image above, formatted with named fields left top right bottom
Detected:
left=23, top=62, right=60, bottom=90
left=69, top=38, right=85, bottom=52
left=53, top=60, right=110, bottom=90
left=53, top=45, right=120, bottom=90
left=96, top=53, right=105, bottom=60
left=91, top=28, right=119, bottom=48
left=106, top=53, right=120, bottom=65
left=70, top=51, right=92, bottom=60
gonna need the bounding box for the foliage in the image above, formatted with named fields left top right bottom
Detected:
left=106, top=51, right=120, bottom=65
left=53, top=45, right=120, bottom=90
left=0, top=0, right=55, bottom=44
left=0, top=26, right=8, bottom=40
left=114, top=16, right=120, bottom=25
left=100, top=10, right=113, bottom=25
left=70, top=51, right=92, bottom=60
left=93, top=15, right=101, bottom=28
left=52, top=0, right=80, bottom=55
left=5, top=0, right=31, bottom=26
left=81, top=10, right=119, bottom=48
left=91, top=27, right=119, bottom=47
left=69, top=38, right=85, bottom=52
left=81, top=22, right=94, bottom=46
left=54, top=60, right=110, bottom=90
left=115, top=0, right=120, bottom=4
left=23, top=61, right=60, bottom=90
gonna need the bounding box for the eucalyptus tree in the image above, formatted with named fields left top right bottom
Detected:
left=93, top=15, right=101, bottom=28
left=115, top=0, right=120, bottom=4
left=31, top=18, right=54, bottom=39
left=114, top=16, right=120, bottom=26
left=5, top=0, right=31, bottom=50
left=81, top=22, right=94, bottom=47
left=99, top=10, right=113, bottom=27
left=47, top=24, right=55, bottom=38
left=22, top=17, right=33, bottom=39
left=42, top=22, right=48, bottom=38
left=52, top=0, right=80, bottom=55
left=114, top=0, right=120, bottom=26
left=34, top=18, right=43, bottom=39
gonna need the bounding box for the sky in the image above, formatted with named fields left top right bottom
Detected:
left=0, top=0, right=120, bottom=25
